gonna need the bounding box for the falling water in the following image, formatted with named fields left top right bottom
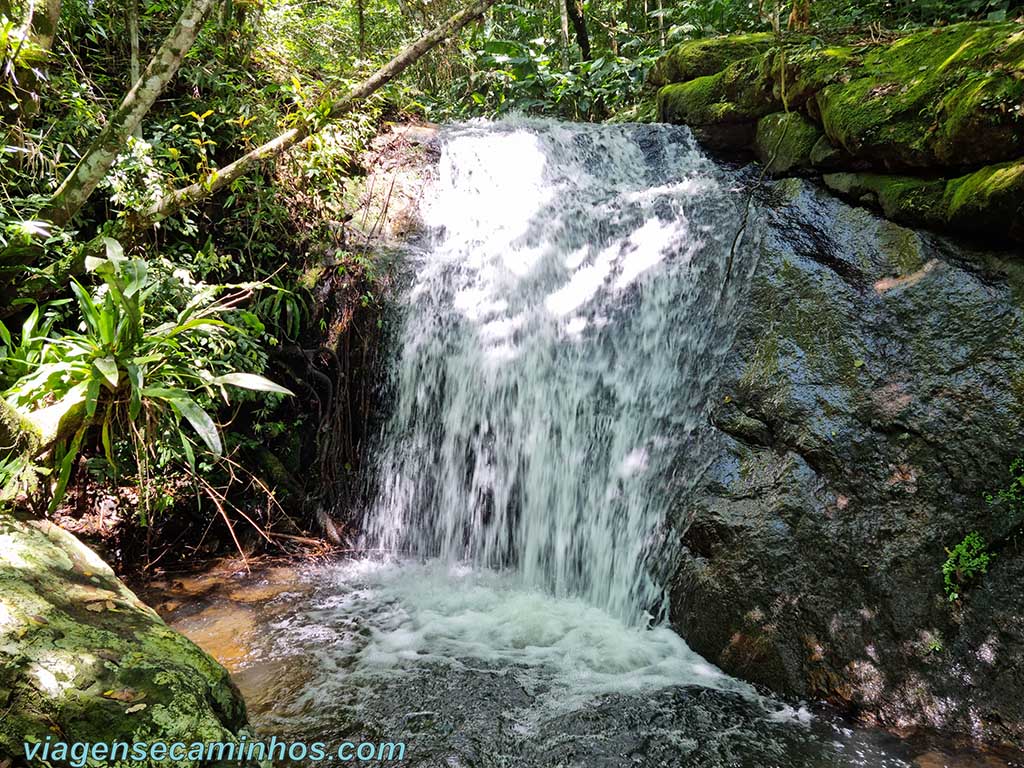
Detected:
left=167, top=120, right=969, bottom=767
left=365, top=119, right=750, bottom=623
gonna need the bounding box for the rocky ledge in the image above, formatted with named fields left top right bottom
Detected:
left=669, top=178, right=1024, bottom=748
left=0, top=513, right=252, bottom=765
left=649, top=22, right=1024, bottom=242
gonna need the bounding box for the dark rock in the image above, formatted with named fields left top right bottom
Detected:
left=669, top=179, right=1024, bottom=748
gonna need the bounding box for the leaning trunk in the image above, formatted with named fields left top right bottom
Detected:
left=41, top=0, right=220, bottom=229
left=146, top=0, right=499, bottom=224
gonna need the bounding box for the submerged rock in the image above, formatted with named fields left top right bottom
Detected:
left=651, top=22, right=1024, bottom=241
left=0, top=513, right=253, bottom=764
left=669, top=178, right=1024, bottom=747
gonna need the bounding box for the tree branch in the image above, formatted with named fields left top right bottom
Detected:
left=145, top=0, right=497, bottom=224
left=41, top=0, right=221, bottom=229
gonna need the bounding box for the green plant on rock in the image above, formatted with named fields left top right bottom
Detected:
left=942, top=531, right=993, bottom=602
left=3, top=238, right=294, bottom=514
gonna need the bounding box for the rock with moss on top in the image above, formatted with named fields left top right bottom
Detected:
left=0, top=513, right=256, bottom=767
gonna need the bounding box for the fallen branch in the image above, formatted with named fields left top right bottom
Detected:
left=145, top=0, right=498, bottom=224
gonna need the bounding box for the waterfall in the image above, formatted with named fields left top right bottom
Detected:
left=364, top=119, right=750, bottom=624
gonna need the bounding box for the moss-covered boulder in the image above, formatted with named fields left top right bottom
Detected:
left=0, top=400, right=40, bottom=465
left=652, top=21, right=1024, bottom=242
left=648, top=32, right=774, bottom=88
left=0, top=513, right=254, bottom=765
left=658, top=57, right=780, bottom=150
left=815, top=23, right=1024, bottom=171
left=755, top=112, right=823, bottom=173
left=823, top=158, right=1024, bottom=240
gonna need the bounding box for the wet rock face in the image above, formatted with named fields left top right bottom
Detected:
left=0, top=514, right=251, bottom=764
left=669, top=179, right=1024, bottom=747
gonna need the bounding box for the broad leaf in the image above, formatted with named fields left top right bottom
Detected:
left=94, top=356, right=119, bottom=390
left=171, top=396, right=222, bottom=456
left=212, top=372, right=294, bottom=396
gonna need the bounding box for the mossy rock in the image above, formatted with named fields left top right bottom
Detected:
left=816, top=22, right=1024, bottom=171
left=648, top=32, right=774, bottom=88
left=764, top=43, right=859, bottom=110
left=658, top=57, right=780, bottom=150
left=823, top=158, right=1024, bottom=241
left=0, top=399, right=40, bottom=464
left=755, top=112, right=823, bottom=173
left=0, top=514, right=254, bottom=766
left=944, top=158, right=1024, bottom=239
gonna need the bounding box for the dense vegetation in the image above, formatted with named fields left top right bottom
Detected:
left=0, top=0, right=1020, bottom=571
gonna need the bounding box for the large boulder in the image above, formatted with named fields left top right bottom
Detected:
left=652, top=22, right=1024, bottom=241
left=669, top=178, right=1024, bottom=748
left=0, top=513, right=254, bottom=764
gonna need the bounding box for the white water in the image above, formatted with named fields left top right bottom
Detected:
left=364, top=119, right=748, bottom=625
left=171, top=121, right=937, bottom=765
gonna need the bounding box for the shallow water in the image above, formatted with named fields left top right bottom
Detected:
left=159, top=558, right=1019, bottom=768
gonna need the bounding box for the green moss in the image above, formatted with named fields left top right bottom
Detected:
left=822, top=172, right=946, bottom=227
left=755, top=112, right=823, bottom=173
left=878, top=225, right=927, bottom=276
left=824, top=159, right=1024, bottom=241
left=0, top=514, right=249, bottom=765
left=648, top=32, right=774, bottom=88
left=0, top=399, right=41, bottom=463
left=816, top=22, right=1024, bottom=169
left=768, top=44, right=858, bottom=108
left=944, top=158, right=1024, bottom=237
left=657, top=56, right=779, bottom=135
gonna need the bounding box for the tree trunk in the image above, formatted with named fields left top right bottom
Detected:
left=356, top=0, right=366, bottom=56
left=559, top=0, right=570, bottom=68
left=565, top=0, right=590, bottom=61
left=128, top=0, right=141, bottom=139
left=29, top=0, right=61, bottom=50
left=656, top=0, right=665, bottom=48
left=41, top=0, right=220, bottom=229
left=146, top=0, right=498, bottom=224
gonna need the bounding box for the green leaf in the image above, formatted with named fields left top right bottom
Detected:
left=86, top=378, right=100, bottom=418
left=104, top=237, right=125, bottom=264
left=212, top=372, right=294, bottom=396
left=170, top=396, right=222, bottom=456
left=140, top=386, right=188, bottom=400
left=126, top=363, right=143, bottom=421
left=49, top=424, right=87, bottom=512
left=94, top=356, right=119, bottom=390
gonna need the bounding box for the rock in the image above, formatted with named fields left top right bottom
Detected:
left=651, top=22, right=1024, bottom=241
left=670, top=179, right=1024, bottom=748
left=755, top=112, right=823, bottom=173
left=809, top=135, right=846, bottom=169
left=648, top=32, right=775, bottom=89
left=0, top=399, right=39, bottom=466
left=814, top=23, right=1024, bottom=172
left=657, top=58, right=780, bottom=151
left=823, top=159, right=1024, bottom=240
left=0, top=513, right=254, bottom=764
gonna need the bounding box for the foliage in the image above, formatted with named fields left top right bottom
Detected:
left=984, top=456, right=1024, bottom=512
left=942, top=531, right=993, bottom=602
left=3, top=238, right=292, bottom=513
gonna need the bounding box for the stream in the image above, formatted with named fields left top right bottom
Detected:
left=160, top=121, right=1020, bottom=768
